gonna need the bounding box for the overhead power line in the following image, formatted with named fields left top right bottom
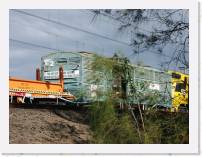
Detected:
left=11, top=9, right=172, bottom=60
left=12, top=9, right=131, bottom=47
left=10, top=38, right=64, bottom=51
left=10, top=38, right=107, bottom=54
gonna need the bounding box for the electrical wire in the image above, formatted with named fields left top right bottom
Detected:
left=11, top=9, right=131, bottom=47
left=10, top=38, right=64, bottom=51
left=11, top=10, right=173, bottom=61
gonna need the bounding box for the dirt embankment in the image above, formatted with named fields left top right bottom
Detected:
left=9, top=104, right=92, bottom=144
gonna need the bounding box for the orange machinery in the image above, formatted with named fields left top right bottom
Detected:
left=9, top=67, right=75, bottom=105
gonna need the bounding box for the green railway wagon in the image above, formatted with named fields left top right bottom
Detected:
left=41, top=52, right=172, bottom=108
left=109, top=60, right=172, bottom=108
left=41, top=51, right=106, bottom=102
left=131, top=65, right=172, bottom=108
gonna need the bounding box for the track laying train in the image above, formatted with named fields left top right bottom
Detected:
left=9, top=52, right=189, bottom=112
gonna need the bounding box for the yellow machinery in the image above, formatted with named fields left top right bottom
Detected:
left=9, top=67, right=75, bottom=105
left=169, top=71, right=189, bottom=112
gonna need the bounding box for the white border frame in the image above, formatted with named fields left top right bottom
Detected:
left=0, top=0, right=199, bottom=154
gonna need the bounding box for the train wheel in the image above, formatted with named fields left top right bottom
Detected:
left=17, top=97, right=24, bottom=104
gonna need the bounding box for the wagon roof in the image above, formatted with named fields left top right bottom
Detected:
left=41, top=51, right=170, bottom=74
left=41, top=51, right=94, bottom=59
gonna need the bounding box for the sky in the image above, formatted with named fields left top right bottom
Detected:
left=9, top=9, right=188, bottom=79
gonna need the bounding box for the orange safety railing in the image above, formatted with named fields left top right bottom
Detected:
left=9, top=67, right=75, bottom=100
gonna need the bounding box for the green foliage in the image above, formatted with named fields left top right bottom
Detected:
left=89, top=98, right=140, bottom=144
left=89, top=98, right=189, bottom=144
left=143, top=111, right=189, bottom=144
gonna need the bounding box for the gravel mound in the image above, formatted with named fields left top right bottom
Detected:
left=9, top=104, right=92, bottom=144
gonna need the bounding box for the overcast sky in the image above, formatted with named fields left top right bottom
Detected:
left=9, top=9, right=186, bottom=79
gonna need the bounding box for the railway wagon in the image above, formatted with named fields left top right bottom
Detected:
left=108, top=57, right=172, bottom=108
left=131, top=65, right=172, bottom=108
left=41, top=51, right=105, bottom=102
left=41, top=52, right=172, bottom=108
left=9, top=67, right=75, bottom=105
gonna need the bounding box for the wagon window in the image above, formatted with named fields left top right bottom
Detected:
left=69, top=57, right=81, bottom=63
left=175, top=83, right=186, bottom=92
left=172, top=73, right=181, bottom=79
left=56, top=58, right=67, bottom=64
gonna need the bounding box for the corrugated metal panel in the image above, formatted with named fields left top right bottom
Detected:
left=41, top=52, right=95, bottom=100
